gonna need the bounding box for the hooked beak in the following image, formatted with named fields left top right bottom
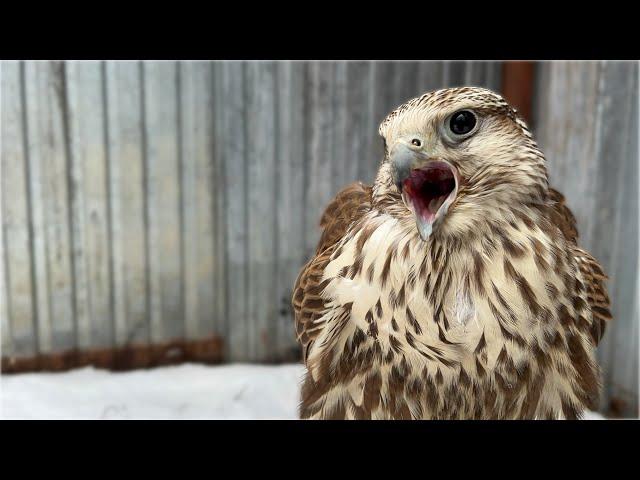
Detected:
left=390, top=144, right=459, bottom=241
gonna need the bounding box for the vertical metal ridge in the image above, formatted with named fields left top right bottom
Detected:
left=2, top=62, right=15, bottom=355
left=367, top=61, right=378, bottom=182
left=0, top=194, right=10, bottom=356
left=586, top=61, right=607, bottom=252
left=241, top=61, right=250, bottom=359
left=211, top=61, right=227, bottom=347
left=56, top=61, right=81, bottom=349
left=139, top=60, right=152, bottom=346
left=20, top=61, right=41, bottom=356
left=270, top=61, right=279, bottom=362
left=101, top=60, right=117, bottom=348
left=272, top=61, right=282, bottom=361
left=217, top=61, right=232, bottom=360
left=1, top=162, right=12, bottom=355
left=442, top=61, right=450, bottom=87
left=175, top=61, right=188, bottom=341
left=301, top=62, right=310, bottom=260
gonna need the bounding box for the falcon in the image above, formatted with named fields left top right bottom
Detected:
left=292, top=87, right=612, bottom=419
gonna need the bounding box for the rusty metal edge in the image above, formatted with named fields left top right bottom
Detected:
left=1, top=336, right=225, bottom=374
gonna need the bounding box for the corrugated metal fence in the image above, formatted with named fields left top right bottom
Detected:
left=1, top=60, right=637, bottom=415
left=0, top=60, right=501, bottom=362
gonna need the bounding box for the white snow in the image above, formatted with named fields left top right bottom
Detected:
left=1, top=363, right=306, bottom=420
left=0, top=363, right=605, bottom=420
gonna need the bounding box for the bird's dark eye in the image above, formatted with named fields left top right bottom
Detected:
left=449, top=110, right=477, bottom=136
left=411, top=138, right=421, bottom=147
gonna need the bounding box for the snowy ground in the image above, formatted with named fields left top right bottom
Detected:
left=1, top=363, right=306, bottom=420
left=0, top=363, right=605, bottom=420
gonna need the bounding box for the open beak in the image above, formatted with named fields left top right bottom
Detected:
left=391, top=144, right=459, bottom=241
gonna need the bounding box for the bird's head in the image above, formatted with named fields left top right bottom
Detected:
left=376, top=87, right=548, bottom=241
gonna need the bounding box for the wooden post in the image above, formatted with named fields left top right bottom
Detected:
left=501, top=61, right=536, bottom=125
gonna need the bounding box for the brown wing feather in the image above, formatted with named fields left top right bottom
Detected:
left=316, top=181, right=373, bottom=255
left=549, top=187, right=612, bottom=345
left=574, top=247, right=612, bottom=345
left=292, top=182, right=372, bottom=361
left=549, top=188, right=579, bottom=244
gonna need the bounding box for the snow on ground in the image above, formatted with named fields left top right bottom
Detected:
left=0, top=363, right=605, bottom=420
left=1, top=363, right=306, bottom=420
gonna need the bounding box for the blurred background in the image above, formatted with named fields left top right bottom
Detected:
left=0, top=60, right=637, bottom=418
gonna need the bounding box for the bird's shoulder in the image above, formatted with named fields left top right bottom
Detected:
left=316, top=181, right=373, bottom=255
left=292, top=181, right=372, bottom=361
